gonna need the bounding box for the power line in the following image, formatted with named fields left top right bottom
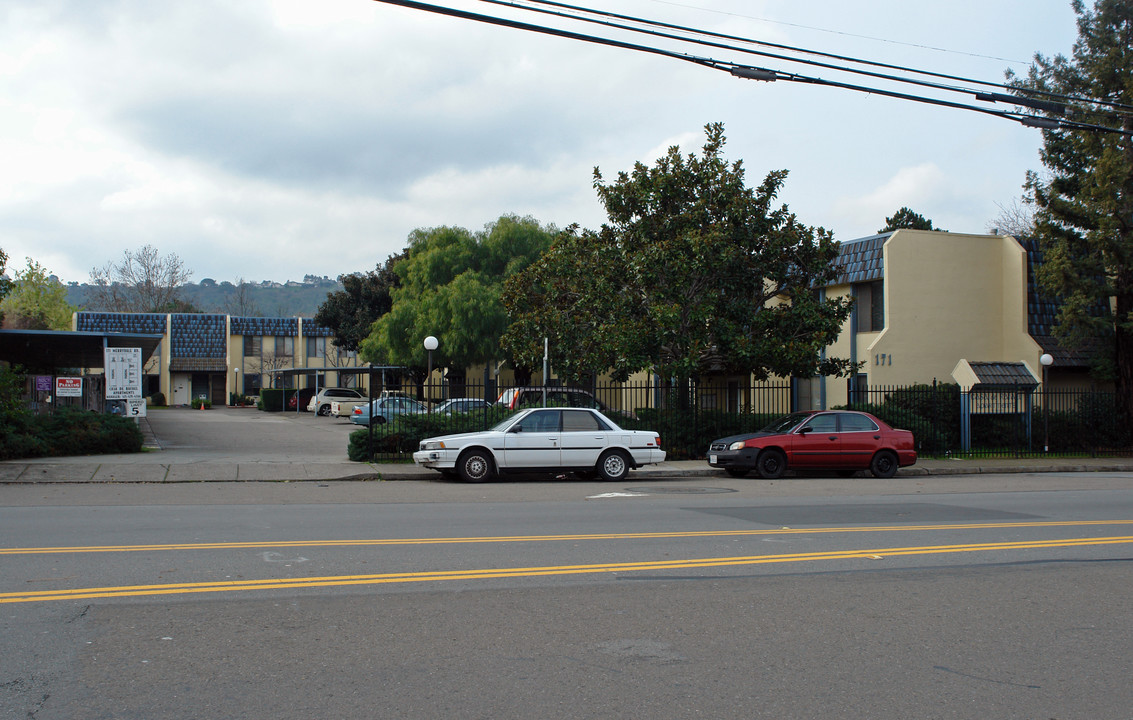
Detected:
left=497, top=0, right=1133, bottom=117
left=368, top=0, right=1133, bottom=136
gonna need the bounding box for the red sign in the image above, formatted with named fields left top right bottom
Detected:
left=56, top=377, right=83, bottom=397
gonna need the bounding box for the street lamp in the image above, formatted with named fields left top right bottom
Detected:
left=232, top=367, right=239, bottom=405
left=1040, top=353, right=1054, bottom=453
left=423, top=336, right=439, bottom=407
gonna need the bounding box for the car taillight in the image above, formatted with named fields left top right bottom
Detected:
left=352, top=407, right=362, bottom=415
left=655, top=436, right=662, bottom=447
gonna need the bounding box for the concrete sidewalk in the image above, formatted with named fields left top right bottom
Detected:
left=2, top=454, right=1132, bottom=485
left=0, top=412, right=1130, bottom=484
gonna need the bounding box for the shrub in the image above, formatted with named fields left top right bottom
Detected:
left=259, top=389, right=286, bottom=412
left=149, top=392, right=166, bottom=407
left=190, top=397, right=212, bottom=410
left=0, top=408, right=143, bottom=459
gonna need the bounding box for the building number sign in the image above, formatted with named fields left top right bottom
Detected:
left=874, top=353, right=893, bottom=366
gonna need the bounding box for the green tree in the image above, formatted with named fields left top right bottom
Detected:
left=315, top=253, right=404, bottom=353
left=504, top=123, right=855, bottom=385
left=0, top=248, right=12, bottom=325
left=361, top=215, right=556, bottom=371
left=1009, top=0, right=1133, bottom=433
left=878, top=207, right=938, bottom=233
left=0, top=259, right=76, bottom=330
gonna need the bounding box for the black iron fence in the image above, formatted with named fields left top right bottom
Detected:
left=347, top=379, right=1131, bottom=462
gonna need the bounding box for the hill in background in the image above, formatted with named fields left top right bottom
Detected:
left=65, top=275, right=343, bottom=317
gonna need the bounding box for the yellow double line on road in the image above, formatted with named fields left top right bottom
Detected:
left=3, top=519, right=1132, bottom=556
left=3, top=532, right=1132, bottom=604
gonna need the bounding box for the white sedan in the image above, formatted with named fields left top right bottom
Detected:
left=412, top=407, right=665, bottom=482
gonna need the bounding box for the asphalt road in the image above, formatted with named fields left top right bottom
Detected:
left=4, top=408, right=1133, bottom=718
left=4, top=473, right=1133, bottom=719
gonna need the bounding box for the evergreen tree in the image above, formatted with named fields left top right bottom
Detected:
left=1009, top=0, right=1133, bottom=436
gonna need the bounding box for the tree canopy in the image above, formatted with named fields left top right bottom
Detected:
left=0, top=258, right=76, bottom=330
left=0, top=248, right=12, bottom=325
left=361, top=215, right=556, bottom=370
left=1009, top=0, right=1133, bottom=431
left=503, top=122, right=854, bottom=383
left=878, top=207, right=938, bottom=233
left=315, top=253, right=404, bottom=353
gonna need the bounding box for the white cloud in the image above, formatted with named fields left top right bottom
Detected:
left=0, top=0, right=1081, bottom=284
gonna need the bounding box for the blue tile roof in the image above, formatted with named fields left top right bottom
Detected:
left=831, top=233, right=889, bottom=285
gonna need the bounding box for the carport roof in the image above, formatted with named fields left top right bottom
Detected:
left=0, top=329, right=163, bottom=372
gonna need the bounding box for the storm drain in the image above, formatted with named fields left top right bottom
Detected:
left=625, top=486, right=737, bottom=494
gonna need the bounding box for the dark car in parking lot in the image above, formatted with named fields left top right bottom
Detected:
left=707, top=410, right=916, bottom=479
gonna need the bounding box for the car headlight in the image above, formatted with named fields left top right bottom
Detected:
left=421, top=441, right=447, bottom=451
left=728, top=440, right=747, bottom=451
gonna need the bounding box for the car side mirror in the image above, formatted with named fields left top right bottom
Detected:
left=798, top=426, right=812, bottom=434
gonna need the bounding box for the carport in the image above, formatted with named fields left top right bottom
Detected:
left=264, top=365, right=407, bottom=412
left=0, top=328, right=164, bottom=411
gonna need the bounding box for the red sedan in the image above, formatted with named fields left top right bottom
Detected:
left=707, top=410, right=917, bottom=479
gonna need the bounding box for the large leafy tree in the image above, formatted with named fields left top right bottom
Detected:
left=0, top=258, right=76, bottom=330
left=1009, top=0, right=1133, bottom=432
left=504, top=122, right=854, bottom=384
left=315, top=252, right=404, bottom=354
left=362, top=215, right=555, bottom=370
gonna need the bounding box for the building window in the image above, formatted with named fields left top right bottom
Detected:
left=244, top=336, right=262, bottom=357
left=307, top=336, right=326, bottom=358
left=275, top=336, right=294, bottom=357
left=854, top=280, right=884, bottom=333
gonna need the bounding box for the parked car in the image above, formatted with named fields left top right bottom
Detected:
left=495, top=386, right=636, bottom=419
left=432, top=398, right=492, bottom=415
left=286, top=387, right=316, bottom=411
left=350, top=396, right=429, bottom=426
left=307, top=387, right=365, bottom=416
left=707, top=410, right=916, bottom=479
left=413, top=407, right=665, bottom=482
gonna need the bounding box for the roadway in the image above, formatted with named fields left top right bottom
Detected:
left=1, top=408, right=1132, bottom=718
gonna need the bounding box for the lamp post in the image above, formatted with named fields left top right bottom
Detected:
left=1040, top=353, right=1053, bottom=453
left=232, top=367, right=239, bottom=405
left=423, top=336, right=438, bottom=408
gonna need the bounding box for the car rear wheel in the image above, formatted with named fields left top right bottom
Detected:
left=457, top=450, right=494, bottom=483
left=755, top=449, right=786, bottom=479
left=596, top=450, right=630, bottom=482
left=870, top=451, right=899, bottom=478
left=317, top=404, right=330, bottom=416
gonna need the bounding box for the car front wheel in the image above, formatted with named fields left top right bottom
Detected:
left=755, top=449, right=786, bottom=479
left=870, top=451, right=898, bottom=478
left=457, top=450, right=494, bottom=483
left=596, top=450, right=630, bottom=481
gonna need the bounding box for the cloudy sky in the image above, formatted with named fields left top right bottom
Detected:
left=2, top=0, right=1079, bottom=285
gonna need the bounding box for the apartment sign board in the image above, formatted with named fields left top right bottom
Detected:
left=104, top=347, right=143, bottom=400
left=56, top=377, right=83, bottom=397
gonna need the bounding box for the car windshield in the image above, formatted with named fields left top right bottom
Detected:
left=489, top=413, right=521, bottom=433
left=760, top=412, right=812, bottom=434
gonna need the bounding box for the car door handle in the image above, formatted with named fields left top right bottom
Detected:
left=828, top=436, right=837, bottom=441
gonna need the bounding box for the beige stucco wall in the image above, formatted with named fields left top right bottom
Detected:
left=824, top=230, right=1047, bottom=403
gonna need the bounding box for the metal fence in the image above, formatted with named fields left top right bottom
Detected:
left=345, top=379, right=1131, bottom=462
left=843, top=381, right=1130, bottom=458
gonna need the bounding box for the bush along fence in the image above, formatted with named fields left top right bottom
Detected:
left=345, top=379, right=1131, bottom=463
